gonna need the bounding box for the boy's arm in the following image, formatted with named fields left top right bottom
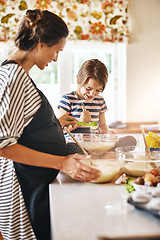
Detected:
left=99, top=113, right=118, bottom=134
left=99, top=113, right=109, bottom=133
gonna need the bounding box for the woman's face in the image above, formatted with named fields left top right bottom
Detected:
left=78, top=78, right=103, bottom=100
left=35, top=37, right=66, bottom=70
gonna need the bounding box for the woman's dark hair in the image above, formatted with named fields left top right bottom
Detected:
left=77, top=59, right=108, bottom=92
left=15, top=9, right=69, bottom=51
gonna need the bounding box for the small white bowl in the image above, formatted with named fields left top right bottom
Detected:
left=133, top=182, right=156, bottom=194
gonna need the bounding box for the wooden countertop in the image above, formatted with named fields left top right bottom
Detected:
left=112, top=122, right=160, bottom=134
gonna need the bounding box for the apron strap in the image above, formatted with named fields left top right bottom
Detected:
left=1, top=60, right=18, bottom=66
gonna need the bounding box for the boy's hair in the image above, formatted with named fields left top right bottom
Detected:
left=77, top=59, right=108, bottom=92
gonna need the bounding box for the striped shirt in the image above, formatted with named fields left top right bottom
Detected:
left=0, top=62, right=41, bottom=239
left=58, top=91, right=107, bottom=133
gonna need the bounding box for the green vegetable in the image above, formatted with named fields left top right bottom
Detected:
left=76, top=122, right=89, bottom=126
left=89, top=121, right=98, bottom=127
left=66, top=119, right=98, bottom=128
left=76, top=121, right=98, bottom=127
left=125, top=177, right=135, bottom=193
left=66, top=118, right=74, bottom=121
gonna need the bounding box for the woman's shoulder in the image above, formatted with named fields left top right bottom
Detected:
left=1, top=61, right=20, bottom=70
left=0, top=61, right=16, bottom=76
left=0, top=62, right=31, bottom=86
left=0, top=62, right=38, bottom=102
left=0, top=63, right=19, bottom=91
left=1, top=61, right=26, bottom=78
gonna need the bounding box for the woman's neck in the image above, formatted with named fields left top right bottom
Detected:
left=8, top=49, right=34, bottom=74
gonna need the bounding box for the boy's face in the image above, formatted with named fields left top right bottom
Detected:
left=79, top=78, right=103, bottom=100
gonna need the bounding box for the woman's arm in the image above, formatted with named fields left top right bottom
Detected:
left=0, top=143, right=100, bottom=182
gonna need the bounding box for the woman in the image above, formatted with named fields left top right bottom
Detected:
left=0, top=9, right=100, bottom=240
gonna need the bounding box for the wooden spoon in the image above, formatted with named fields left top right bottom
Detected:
left=64, top=127, right=94, bottom=165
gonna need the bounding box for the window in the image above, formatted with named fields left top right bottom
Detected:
left=48, top=41, right=127, bottom=123
left=0, top=41, right=126, bottom=123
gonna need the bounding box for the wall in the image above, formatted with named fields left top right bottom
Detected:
left=127, top=0, right=160, bottom=122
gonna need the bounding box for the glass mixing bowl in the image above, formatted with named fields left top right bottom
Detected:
left=67, top=133, right=118, bottom=154
left=115, top=146, right=160, bottom=177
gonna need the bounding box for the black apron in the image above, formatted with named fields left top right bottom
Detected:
left=2, top=60, right=66, bottom=240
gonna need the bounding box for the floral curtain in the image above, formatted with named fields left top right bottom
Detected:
left=0, top=0, right=129, bottom=42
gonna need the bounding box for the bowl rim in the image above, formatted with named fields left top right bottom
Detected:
left=67, top=133, right=119, bottom=142
left=115, top=146, right=144, bottom=152
left=115, top=146, right=160, bottom=162
left=70, top=133, right=118, bottom=137
left=122, top=158, right=160, bottom=163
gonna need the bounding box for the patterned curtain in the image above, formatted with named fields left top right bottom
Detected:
left=0, top=0, right=129, bottom=42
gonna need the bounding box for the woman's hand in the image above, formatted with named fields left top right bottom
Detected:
left=58, top=113, right=77, bottom=128
left=79, top=110, right=91, bottom=123
left=59, top=154, right=101, bottom=182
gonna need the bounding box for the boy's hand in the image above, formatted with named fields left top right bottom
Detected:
left=108, top=128, right=119, bottom=134
left=79, top=110, right=91, bottom=123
